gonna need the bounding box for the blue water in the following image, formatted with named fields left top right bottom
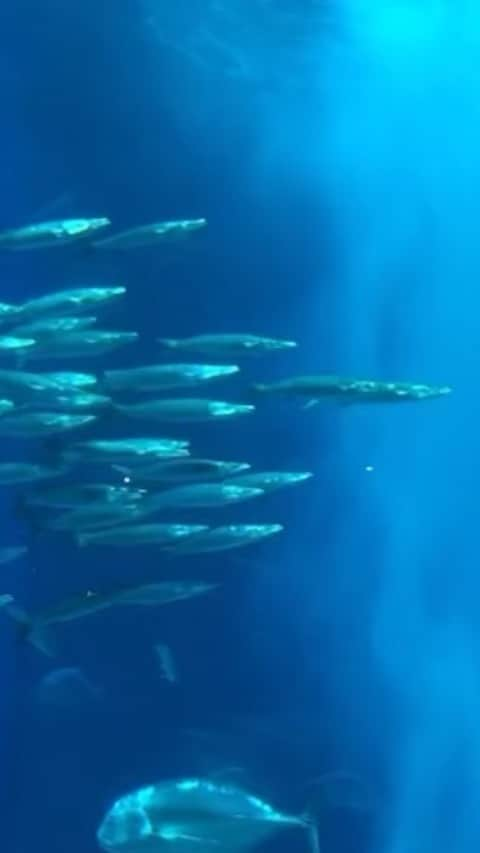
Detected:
left=1, top=1, right=477, bottom=852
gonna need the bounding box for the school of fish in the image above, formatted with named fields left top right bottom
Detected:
left=0, top=215, right=452, bottom=852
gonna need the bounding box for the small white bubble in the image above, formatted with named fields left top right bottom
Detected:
left=365, top=465, right=374, bottom=473
left=123, top=476, right=131, bottom=484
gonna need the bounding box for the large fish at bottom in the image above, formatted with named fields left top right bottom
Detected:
left=97, top=777, right=320, bottom=853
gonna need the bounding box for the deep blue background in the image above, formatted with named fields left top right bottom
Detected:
left=0, top=3, right=392, bottom=852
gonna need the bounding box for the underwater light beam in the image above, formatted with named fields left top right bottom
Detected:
left=320, top=2, right=480, bottom=853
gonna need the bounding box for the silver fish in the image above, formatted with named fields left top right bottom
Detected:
left=158, top=333, right=298, bottom=356
left=0, top=336, right=35, bottom=351
left=18, top=286, right=125, bottom=319
left=167, top=524, right=284, bottom=554
left=142, top=484, right=263, bottom=513
left=11, top=315, right=98, bottom=339
left=76, top=523, right=208, bottom=548
left=42, top=371, right=98, bottom=389
left=47, top=502, right=144, bottom=532
left=0, top=369, right=68, bottom=400
left=252, top=375, right=452, bottom=403
left=97, top=777, right=318, bottom=853
left=115, top=398, right=255, bottom=423
left=25, top=391, right=112, bottom=411
left=64, top=437, right=189, bottom=465
left=103, top=362, right=239, bottom=392
left=23, top=329, right=138, bottom=361
left=93, top=218, right=207, bottom=249
left=0, top=412, right=96, bottom=437
left=0, top=217, right=110, bottom=250
left=25, top=482, right=146, bottom=510
left=4, top=581, right=217, bottom=655
left=125, top=458, right=250, bottom=484
left=0, top=462, right=67, bottom=484
left=228, top=471, right=313, bottom=493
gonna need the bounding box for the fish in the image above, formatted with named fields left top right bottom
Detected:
left=35, top=666, right=104, bottom=708
left=155, top=643, right=178, bottom=683
left=93, top=218, right=207, bottom=249
left=76, top=523, right=208, bottom=548
left=0, top=303, right=21, bottom=324
left=25, top=391, right=112, bottom=411
left=41, top=371, right=98, bottom=389
left=0, top=400, right=14, bottom=416
left=4, top=581, right=217, bottom=655
left=103, top=363, right=239, bottom=392
left=0, top=412, right=96, bottom=437
left=228, top=471, right=313, bottom=493
left=141, top=484, right=263, bottom=513
left=0, top=217, right=110, bottom=249
left=251, top=375, right=453, bottom=403
left=158, top=333, right=298, bottom=356
left=24, top=482, right=147, bottom=510
left=18, top=286, right=125, bottom=319
left=124, top=458, right=251, bottom=484
left=0, top=369, right=70, bottom=401
left=0, top=546, right=28, bottom=566
left=47, top=502, right=145, bottom=532
left=64, top=437, right=190, bottom=465
left=11, top=315, right=98, bottom=339
left=97, top=777, right=319, bottom=853
left=0, top=336, right=35, bottom=351
left=115, top=398, right=255, bottom=423
left=0, top=462, right=67, bottom=484
left=166, top=524, right=284, bottom=554
left=22, top=329, right=138, bottom=361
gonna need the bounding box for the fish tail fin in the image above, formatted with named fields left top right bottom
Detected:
left=157, top=338, right=177, bottom=348
left=4, top=603, right=56, bottom=657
